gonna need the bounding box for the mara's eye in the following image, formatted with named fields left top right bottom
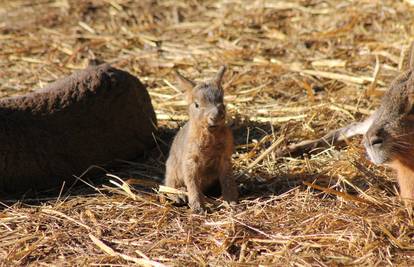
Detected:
left=194, top=102, right=199, bottom=108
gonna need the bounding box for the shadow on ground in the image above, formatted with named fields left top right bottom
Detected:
left=1, top=120, right=393, bottom=207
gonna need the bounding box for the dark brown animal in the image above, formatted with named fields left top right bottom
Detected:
left=164, top=66, right=238, bottom=213
left=0, top=64, right=156, bottom=193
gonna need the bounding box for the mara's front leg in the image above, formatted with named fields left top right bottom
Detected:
left=219, top=158, right=239, bottom=204
left=391, top=160, right=414, bottom=207
left=164, top=156, right=187, bottom=205
left=183, top=163, right=206, bottom=213
left=398, top=175, right=414, bottom=207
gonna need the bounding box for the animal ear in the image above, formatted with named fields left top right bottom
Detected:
left=409, top=42, right=414, bottom=70
left=407, top=82, right=414, bottom=112
left=174, top=70, right=195, bottom=92
left=407, top=93, right=414, bottom=114
left=213, top=65, right=227, bottom=86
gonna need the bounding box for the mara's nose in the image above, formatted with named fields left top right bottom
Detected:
left=366, top=135, right=384, bottom=147
left=208, top=107, right=225, bottom=124
left=212, top=106, right=225, bottom=117
left=217, top=106, right=225, bottom=119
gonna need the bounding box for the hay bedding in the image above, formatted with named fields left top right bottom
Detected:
left=1, top=0, right=414, bottom=265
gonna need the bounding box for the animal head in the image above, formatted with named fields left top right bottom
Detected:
left=175, top=66, right=227, bottom=131
left=363, top=44, right=414, bottom=166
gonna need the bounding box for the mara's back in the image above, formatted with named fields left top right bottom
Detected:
left=0, top=64, right=157, bottom=193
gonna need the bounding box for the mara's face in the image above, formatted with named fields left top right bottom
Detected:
left=175, top=66, right=227, bottom=132
left=363, top=70, right=414, bottom=165
left=189, top=82, right=226, bottom=130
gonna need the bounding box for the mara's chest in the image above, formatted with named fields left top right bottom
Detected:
left=198, top=134, right=226, bottom=153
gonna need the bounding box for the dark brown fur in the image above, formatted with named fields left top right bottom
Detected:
left=164, top=66, right=238, bottom=213
left=0, top=64, right=156, bottom=193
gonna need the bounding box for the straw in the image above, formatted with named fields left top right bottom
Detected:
left=1, top=0, right=414, bottom=265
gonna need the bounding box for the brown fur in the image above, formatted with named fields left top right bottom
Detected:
left=0, top=64, right=156, bottom=194
left=389, top=160, right=414, bottom=204
left=164, top=66, right=238, bottom=213
left=363, top=42, right=414, bottom=202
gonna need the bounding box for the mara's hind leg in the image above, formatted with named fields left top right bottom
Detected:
left=219, top=158, right=239, bottom=204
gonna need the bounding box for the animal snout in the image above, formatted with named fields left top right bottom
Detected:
left=208, top=114, right=223, bottom=125
left=208, top=106, right=225, bottom=125
left=363, top=127, right=389, bottom=165
left=367, top=135, right=384, bottom=147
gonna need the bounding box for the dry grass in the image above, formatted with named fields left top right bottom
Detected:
left=1, top=0, right=414, bottom=265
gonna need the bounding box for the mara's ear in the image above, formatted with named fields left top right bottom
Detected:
left=174, top=69, right=196, bottom=93
left=409, top=42, right=414, bottom=70
left=213, top=65, right=227, bottom=86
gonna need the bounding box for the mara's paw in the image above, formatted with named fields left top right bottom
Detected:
left=223, top=191, right=239, bottom=204
left=228, top=200, right=238, bottom=206
left=189, top=200, right=206, bottom=214
left=170, top=194, right=188, bottom=206
left=402, top=197, right=414, bottom=209
left=223, top=200, right=239, bottom=211
left=165, top=187, right=187, bottom=206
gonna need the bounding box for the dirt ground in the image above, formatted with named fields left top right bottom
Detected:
left=1, top=0, right=414, bottom=266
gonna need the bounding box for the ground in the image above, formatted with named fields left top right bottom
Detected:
left=1, top=0, right=414, bottom=266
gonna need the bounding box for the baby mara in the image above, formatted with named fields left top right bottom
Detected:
left=164, top=66, right=238, bottom=213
